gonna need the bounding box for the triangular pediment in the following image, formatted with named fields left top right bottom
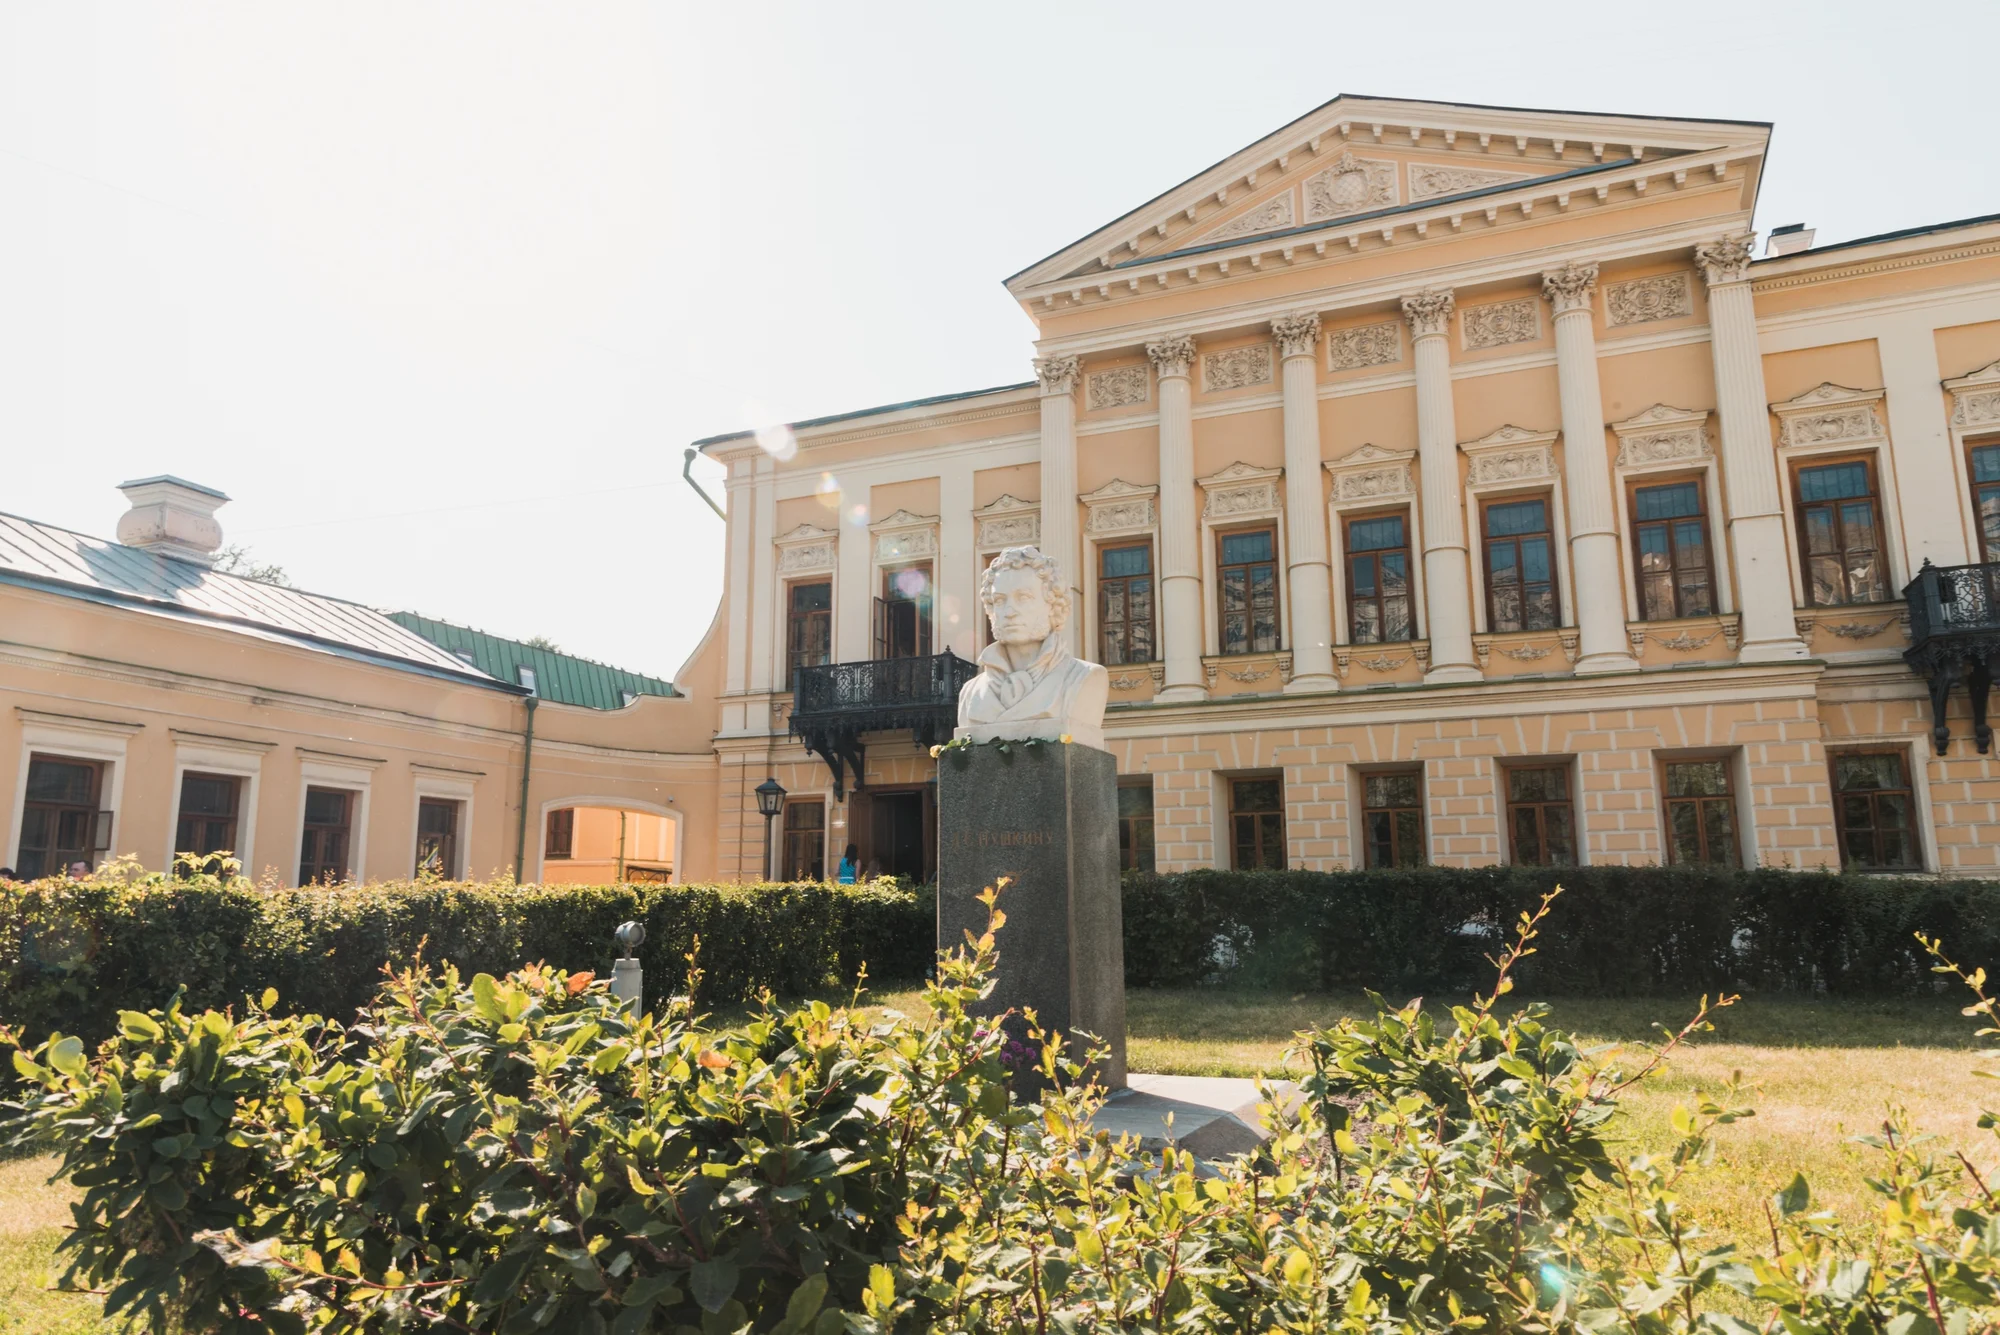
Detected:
left=1007, top=94, right=1768, bottom=296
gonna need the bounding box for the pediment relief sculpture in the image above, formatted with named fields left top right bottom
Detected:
left=1945, top=360, right=2000, bottom=428
left=1770, top=383, right=1886, bottom=449
left=1610, top=404, right=1712, bottom=470
left=1460, top=425, right=1559, bottom=487
left=1406, top=161, right=1533, bottom=201
left=1199, top=189, right=1297, bottom=243
left=1303, top=150, right=1397, bottom=221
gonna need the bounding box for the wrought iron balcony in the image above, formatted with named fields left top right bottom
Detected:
left=789, top=651, right=977, bottom=797
left=1904, top=560, right=2000, bottom=754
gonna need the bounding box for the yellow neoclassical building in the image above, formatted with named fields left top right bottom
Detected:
left=690, top=94, right=2000, bottom=884
left=9, top=93, right=2000, bottom=889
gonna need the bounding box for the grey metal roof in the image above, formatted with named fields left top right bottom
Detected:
left=0, top=511, right=515, bottom=689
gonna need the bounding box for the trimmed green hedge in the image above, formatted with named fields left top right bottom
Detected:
left=1121, top=865, right=2000, bottom=995
left=0, top=874, right=934, bottom=1046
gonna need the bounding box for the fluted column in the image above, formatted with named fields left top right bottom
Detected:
left=1033, top=354, right=1083, bottom=654
left=1148, top=334, right=1207, bottom=702
left=1402, top=291, right=1482, bottom=683
left=1544, top=262, right=1639, bottom=675
left=1695, top=234, right=1809, bottom=663
left=1272, top=312, right=1337, bottom=692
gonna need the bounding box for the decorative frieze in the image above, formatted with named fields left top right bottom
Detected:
left=1146, top=334, right=1197, bottom=379
left=774, top=523, right=837, bottom=575
left=1770, top=383, right=1886, bottom=449
left=1203, top=190, right=1296, bottom=242
left=1461, top=297, right=1540, bottom=350
left=1270, top=313, right=1321, bottom=360
left=1610, top=404, right=1713, bottom=470
left=1203, top=343, right=1274, bottom=393
left=1086, top=364, right=1149, bottom=411
left=1325, top=321, right=1402, bottom=371
left=1540, top=262, right=1599, bottom=317
left=1605, top=272, right=1693, bottom=326
left=1032, top=354, right=1080, bottom=397
left=1080, top=479, right=1159, bottom=536
left=1693, top=233, right=1756, bottom=286
left=1401, top=289, right=1455, bottom=340
left=1946, top=360, right=2000, bottom=429
left=971, top=494, right=1039, bottom=551
left=1407, top=162, right=1533, bottom=200
left=1303, top=151, right=1397, bottom=220
left=1325, top=443, right=1417, bottom=505
left=869, top=509, right=939, bottom=562
left=1460, top=424, right=1559, bottom=486
left=1196, top=461, right=1283, bottom=521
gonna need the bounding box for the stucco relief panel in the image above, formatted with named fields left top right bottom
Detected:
left=1604, top=272, right=1693, bottom=327
left=1303, top=151, right=1397, bottom=221
left=1203, top=344, right=1274, bottom=393
left=1201, top=190, right=1296, bottom=243
left=1460, top=298, right=1540, bottom=351
left=1325, top=321, right=1402, bottom=372
left=1086, top=365, right=1149, bottom=412
left=1406, top=162, right=1532, bottom=200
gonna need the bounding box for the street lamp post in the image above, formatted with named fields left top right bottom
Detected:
left=754, top=778, right=787, bottom=881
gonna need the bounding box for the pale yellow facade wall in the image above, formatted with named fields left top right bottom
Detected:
left=1, top=584, right=719, bottom=886
left=870, top=478, right=941, bottom=523
left=1076, top=427, right=1159, bottom=493
left=973, top=464, right=1040, bottom=508
left=1322, top=388, right=1419, bottom=457
left=1938, top=320, right=2000, bottom=377
left=1762, top=340, right=1884, bottom=403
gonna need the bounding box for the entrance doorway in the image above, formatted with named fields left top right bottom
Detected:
left=854, top=784, right=933, bottom=882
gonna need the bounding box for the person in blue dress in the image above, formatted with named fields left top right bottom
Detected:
left=836, top=843, right=859, bottom=884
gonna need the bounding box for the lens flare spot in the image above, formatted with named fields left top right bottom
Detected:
left=753, top=422, right=797, bottom=462
left=847, top=502, right=870, bottom=527
left=894, top=568, right=930, bottom=599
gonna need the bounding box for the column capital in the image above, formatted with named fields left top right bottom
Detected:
left=1270, top=312, right=1322, bottom=360
left=1033, top=354, right=1081, bottom=396
left=1400, top=289, right=1455, bottom=340
left=1145, top=333, right=1198, bottom=379
left=1541, top=261, right=1600, bottom=317
left=1693, top=233, right=1756, bottom=287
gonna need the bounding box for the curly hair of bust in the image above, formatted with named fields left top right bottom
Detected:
left=978, top=545, right=1070, bottom=630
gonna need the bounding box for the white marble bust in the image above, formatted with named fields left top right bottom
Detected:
left=955, top=545, right=1109, bottom=751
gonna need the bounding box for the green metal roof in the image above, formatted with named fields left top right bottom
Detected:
left=387, top=612, right=678, bottom=709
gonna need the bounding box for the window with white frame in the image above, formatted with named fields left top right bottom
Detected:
left=1769, top=382, right=1904, bottom=608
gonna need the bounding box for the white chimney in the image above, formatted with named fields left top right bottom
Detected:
left=1766, top=223, right=1815, bottom=257
left=115, top=475, right=231, bottom=566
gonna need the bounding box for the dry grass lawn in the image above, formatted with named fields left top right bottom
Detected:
left=2, top=989, right=1988, bottom=1332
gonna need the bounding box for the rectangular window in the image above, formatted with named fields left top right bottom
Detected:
left=1795, top=459, right=1887, bottom=606
left=174, top=771, right=241, bottom=873
left=782, top=799, right=826, bottom=880
left=1505, top=765, right=1575, bottom=866
left=545, top=807, right=575, bottom=860
left=1971, top=443, right=2000, bottom=564
left=1631, top=480, right=1715, bottom=621
left=1662, top=760, right=1739, bottom=867
left=1482, top=497, right=1559, bottom=633
left=299, top=786, right=353, bottom=884
left=415, top=798, right=460, bottom=878
left=1831, top=751, right=1919, bottom=871
left=1345, top=512, right=1413, bottom=644
left=786, top=580, right=833, bottom=679
left=1098, top=543, right=1157, bottom=665
left=1228, top=776, right=1286, bottom=870
left=1361, top=770, right=1425, bottom=869
left=1118, top=779, right=1155, bottom=873
left=17, top=754, right=105, bottom=880
left=875, top=563, right=933, bottom=659
left=517, top=666, right=538, bottom=694
left=1218, top=527, right=1281, bottom=656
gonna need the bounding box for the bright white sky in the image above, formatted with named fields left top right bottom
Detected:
left=4, top=2, right=1995, bottom=679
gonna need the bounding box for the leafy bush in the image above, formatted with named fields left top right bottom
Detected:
left=1122, top=865, right=2000, bottom=995
left=0, top=867, right=932, bottom=1048
left=10, top=889, right=2000, bottom=1334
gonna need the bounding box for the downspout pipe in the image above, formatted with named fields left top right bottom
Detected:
left=683, top=447, right=725, bottom=519
left=513, top=695, right=538, bottom=881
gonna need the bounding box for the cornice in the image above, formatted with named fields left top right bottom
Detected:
left=1031, top=211, right=1750, bottom=361
left=1750, top=227, right=2000, bottom=294
left=1018, top=150, right=1754, bottom=314
left=703, top=392, right=1038, bottom=460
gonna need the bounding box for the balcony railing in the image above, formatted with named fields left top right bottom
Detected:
left=789, top=651, right=977, bottom=797
left=1903, top=560, right=2000, bottom=754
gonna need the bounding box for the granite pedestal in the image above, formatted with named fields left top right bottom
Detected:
left=936, top=740, right=1126, bottom=1089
